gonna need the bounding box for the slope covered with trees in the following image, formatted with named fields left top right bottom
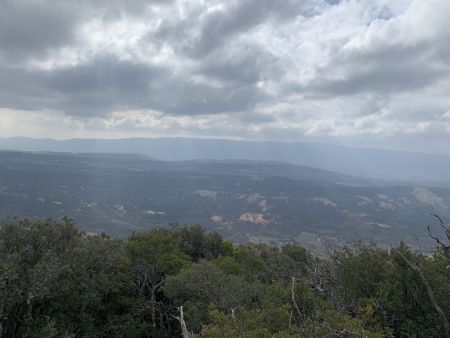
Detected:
left=2, top=150, right=450, bottom=252
left=1, top=218, right=450, bottom=337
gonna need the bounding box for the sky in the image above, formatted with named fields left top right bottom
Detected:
left=0, top=0, right=450, bottom=154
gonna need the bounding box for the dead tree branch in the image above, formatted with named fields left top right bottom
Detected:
left=172, top=306, right=190, bottom=338
left=431, top=211, right=450, bottom=235
left=291, top=277, right=303, bottom=325
left=428, top=213, right=450, bottom=266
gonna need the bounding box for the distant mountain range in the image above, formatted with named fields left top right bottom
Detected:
left=1, top=150, right=448, bottom=253
left=1, top=137, right=450, bottom=184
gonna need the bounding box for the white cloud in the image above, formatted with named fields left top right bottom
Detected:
left=0, top=0, right=449, bottom=153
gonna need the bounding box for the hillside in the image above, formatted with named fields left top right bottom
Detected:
left=1, top=150, right=448, bottom=252
left=2, top=137, right=450, bottom=183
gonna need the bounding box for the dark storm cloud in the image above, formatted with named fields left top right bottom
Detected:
left=45, top=58, right=160, bottom=94
left=0, top=0, right=80, bottom=62
left=44, top=57, right=168, bottom=116
left=0, top=58, right=164, bottom=115
left=0, top=56, right=263, bottom=117
left=0, top=66, right=51, bottom=111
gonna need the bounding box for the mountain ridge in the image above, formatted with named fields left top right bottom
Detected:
left=1, top=137, right=450, bottom=184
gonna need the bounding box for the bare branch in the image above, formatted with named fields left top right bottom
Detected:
left=427, top=213, right=450, bottom=267
left=431, top=211, right=449, bottom=231
left=231, top=307, right=236, bottom=321
left=415, top=236, right=424, bottom=255
left=428, top=226, right=448, bottom=249
left=431, top=211, right=450, bottom=241
left=291, top=277, right=303, bottom=325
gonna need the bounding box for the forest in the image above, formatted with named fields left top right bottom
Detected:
left=1, top=217, right=450, bottom=338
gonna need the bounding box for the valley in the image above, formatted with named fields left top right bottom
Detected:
left=1, top=150, right=448, bottom=253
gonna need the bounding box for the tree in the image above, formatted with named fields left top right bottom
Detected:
left=164, top=260, right=249, bottom=331
left=0, top=218, right=81, bottom=337
left=127, top=229, right=190, bottom=331
left=171, top=224, right=233, bottom=262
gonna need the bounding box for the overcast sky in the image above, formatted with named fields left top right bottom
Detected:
left=0, top=0, right=449, bottom=153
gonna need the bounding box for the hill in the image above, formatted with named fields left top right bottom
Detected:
left=0, top=150, right=448, bottom=252
left=1, top=137, right=450, bottom=183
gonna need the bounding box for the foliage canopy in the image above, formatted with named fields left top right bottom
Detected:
left=1, top=218, right=449, bottom=337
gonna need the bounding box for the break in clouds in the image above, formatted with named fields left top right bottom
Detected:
left=1, top=0, right=450, bottom=153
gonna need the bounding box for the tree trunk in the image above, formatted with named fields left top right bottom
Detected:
left=291, top=277, right=303, bottom=325
left=174, top=306, right=190, bottom=338
left=151, top=288, right=156, bottom=327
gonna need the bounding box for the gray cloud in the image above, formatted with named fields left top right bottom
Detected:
left=46, top=57, right=167, bottom=116
left=0, top=56, right=264, bottom=117
left=197, top=47, right=282, bottom=85
left=0, top=0, right=80, bottom=62
left=151, top=81, right=263, bottom=116
left=297, top=36, right=449, bottom=97
left=0, top=58, right=163, bottom=115
left=307, top=62, right=445, bottom=98
left=0, top=0, right=175, bottom=63
left=0, top=0, right=449, bottom=154
left=188, top=0, right=304, bottom=57
left=153, top=0, right=305, bottom=58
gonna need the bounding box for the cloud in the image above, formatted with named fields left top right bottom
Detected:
left=306, top=56, right=446, bottom=97
left=0, top=0, right=449, bottom=153
left=197, top=46, right=283, bottom=86
left=294, top=0, right=450, bottom=98
left=0, top=0, right=175, bottom=63
left=0, top=56, right=264, bottom=117
left=43, top=57, right=166, bottom=116
left=187, top=0, right=305, bottom=57
left=0, top=0, right=80, bottom=62
left=152, top=0, right=306, bottom=58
